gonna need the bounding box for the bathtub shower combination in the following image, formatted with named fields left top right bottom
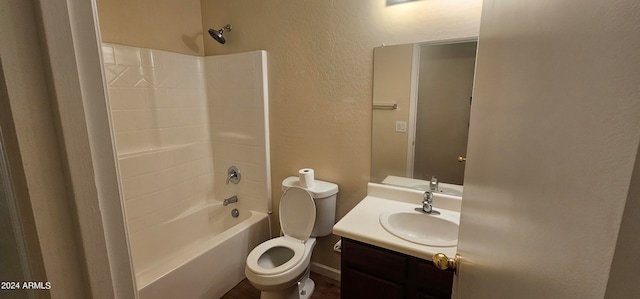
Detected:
left=135, top=204, right=269, bottom=298
left=102, top=44, right=271, bottom=298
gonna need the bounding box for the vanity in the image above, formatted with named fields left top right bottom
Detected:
left=333, top=183, right=461, bottom=299
left=340, top=238, right=453, bottom=299
left=335, top=38, right=474, bottom=298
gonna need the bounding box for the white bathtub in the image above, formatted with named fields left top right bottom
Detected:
left=130, top=203, right=269, bottom=299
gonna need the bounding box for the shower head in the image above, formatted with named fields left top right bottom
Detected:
left=208, top=24, right=232, bottom=44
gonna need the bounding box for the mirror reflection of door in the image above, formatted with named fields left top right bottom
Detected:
left=413, top=42, right=477, bottom=185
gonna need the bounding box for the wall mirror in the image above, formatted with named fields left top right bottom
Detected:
left=370, top=39, right=477, bottom=196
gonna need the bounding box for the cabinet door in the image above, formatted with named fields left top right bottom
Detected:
left=341, top=238, right=407, bottom=284
left=415, top=260, right=454, bottom=298
left=342, top=267, right=405, bottom=299
left=340, top=238, right=454, bottom=299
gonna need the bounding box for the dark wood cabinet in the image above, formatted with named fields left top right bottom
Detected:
left=340, top=238, right=454, bottom=299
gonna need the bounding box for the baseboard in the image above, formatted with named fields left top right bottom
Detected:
left=310, top=262, right=341, bottom=281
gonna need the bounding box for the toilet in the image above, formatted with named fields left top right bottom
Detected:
left=245, top=176, right=338, bottom=299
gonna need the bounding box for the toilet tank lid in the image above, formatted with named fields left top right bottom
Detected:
left=282, top=176, right=338, bottom=198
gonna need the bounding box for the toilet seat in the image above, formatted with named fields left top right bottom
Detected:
left=246, top=187, right=316, bottom=276
left=245, top=236, right=305, bottom=276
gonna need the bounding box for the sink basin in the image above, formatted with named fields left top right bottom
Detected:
left=379, top=209, right=459, bottom=247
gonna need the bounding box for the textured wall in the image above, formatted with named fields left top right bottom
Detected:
left=96, top=0, right=205, bottom=55
left=1, top=1, right=89, bottom=297
left=201, top=0, right=482, bottom=270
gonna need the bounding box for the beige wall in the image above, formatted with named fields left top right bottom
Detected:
left=201, top=0, right=482, bottom=270
left=96, top=0, right=205, bottom=56
left=0, top=1, right=89, bottom=297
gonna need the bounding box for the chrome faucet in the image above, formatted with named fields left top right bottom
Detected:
left=430, top=176, right=439, bottom=192
left=223, top=195, right=238, bottom=206
left=421, top=191, right=440, bottom=215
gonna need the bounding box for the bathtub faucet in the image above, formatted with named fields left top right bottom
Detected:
left=223, top=195, right=238, bottom=206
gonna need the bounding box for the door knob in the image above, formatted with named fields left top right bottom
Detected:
left=432, top=253, right=460, bottom=272
left=457, top=156, right=466, bottom=162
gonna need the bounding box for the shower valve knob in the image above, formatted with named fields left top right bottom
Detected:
left=226, top=166, right=241, bottom=184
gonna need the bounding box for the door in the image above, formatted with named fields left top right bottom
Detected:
left=413, top=42, right=476, bottom=185
left=449, top=1, right=640, bottom=298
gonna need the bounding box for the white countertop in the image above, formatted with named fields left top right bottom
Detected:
left=332, top=183, right=460, bottom=261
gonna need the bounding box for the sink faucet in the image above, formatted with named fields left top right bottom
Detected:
left=223, top=195, right=238, bottom=206
left=421, top=191, right=440, bottom=215
left=430, top=176, right=439, bottom=192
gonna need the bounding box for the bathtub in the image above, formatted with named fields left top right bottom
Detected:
left=130, top=203, right=270, bottom=299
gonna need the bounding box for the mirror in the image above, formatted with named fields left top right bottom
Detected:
left=371, top=39, right=477, bottom=195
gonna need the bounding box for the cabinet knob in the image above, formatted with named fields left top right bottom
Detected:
left=458, top=156, right=467, bottom=162
left=432, top=253, right=460, bottom=272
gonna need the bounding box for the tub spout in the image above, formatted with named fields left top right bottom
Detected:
left=223, top=195, right=238, bottom=206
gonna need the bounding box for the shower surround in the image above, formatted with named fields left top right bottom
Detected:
left=102, top=44, right=271, bottom=298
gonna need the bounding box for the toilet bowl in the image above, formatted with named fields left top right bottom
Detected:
left=245, top=178, right=338, bottom=299
left=245, top=236, right=316, bottom=294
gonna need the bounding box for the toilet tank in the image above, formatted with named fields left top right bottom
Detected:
left=282, top=176, right=338, bottom=237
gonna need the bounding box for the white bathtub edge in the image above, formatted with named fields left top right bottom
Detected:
left=137, top=210, right=269, bottom=299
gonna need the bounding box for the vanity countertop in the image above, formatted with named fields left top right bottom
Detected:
left=333, top=183, right=460, bottom=261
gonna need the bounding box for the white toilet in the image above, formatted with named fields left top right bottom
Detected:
left=245, top=177, right=338, bottom=299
